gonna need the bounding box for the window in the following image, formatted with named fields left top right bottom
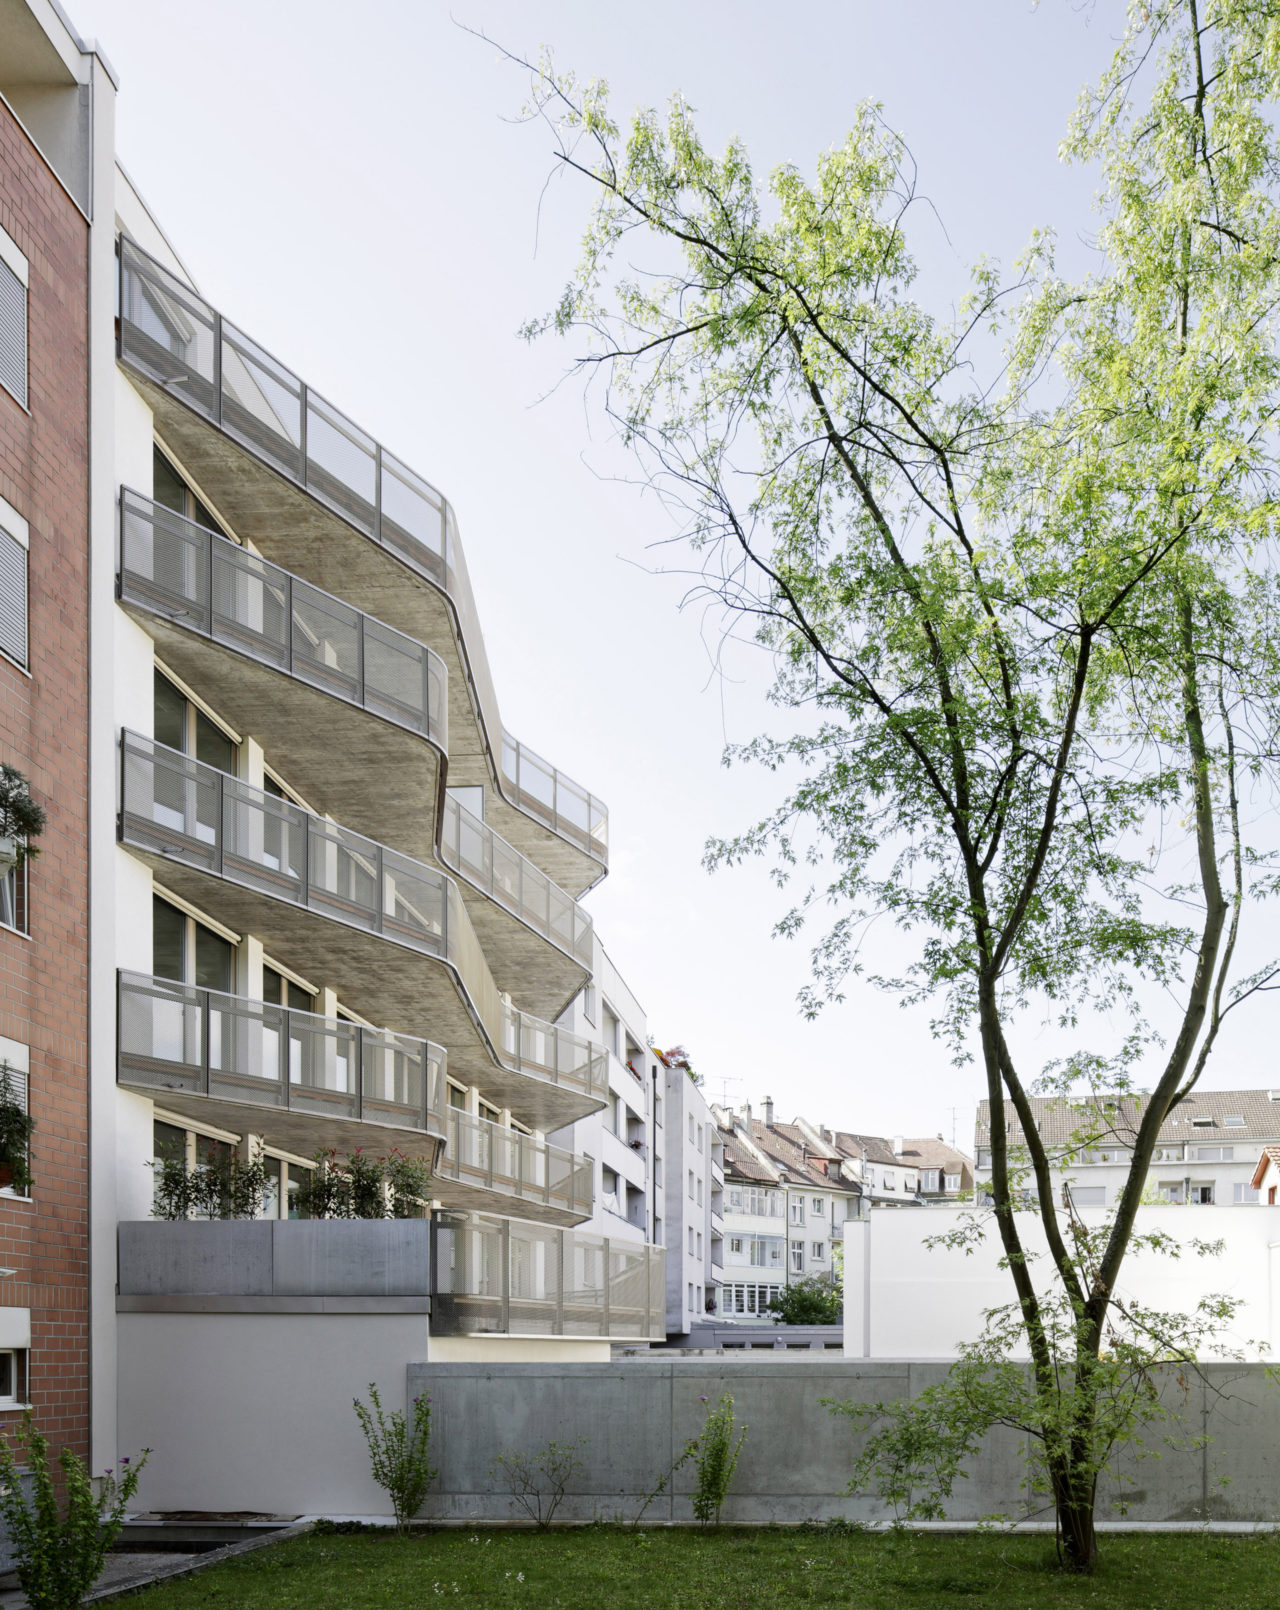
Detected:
left=698, top=1123, right=704, bottom=1153
left=697, top=1285, right=703, bottom=1312
left=1154, top=1144, right=1184, bottom=1161
left=153, top=895, right=235, bottom=992
left=696, top=1232, right=702, bottom=1258
left=1234, top=1184, right=1260, bottom=1204
left=688, top=1114, right=695, bottom=1144
left=688, top=1226, right=695, bottom=1256
left=865, top=1167, right=877, bottom=1188
left=724, top=1283, right=781, bottom=1316
left=922, top=1169, right=941, bottom=1193
left=688, top=1169, right=695, bottom=1201
left=0, top=1349, right=29, bottom=1409
left=1068, top=1184, right=1106, bottom=1207
left=1158, top=1181, right=1185, bottom=1204
left=154, top=670, right=237, bottom=773
left=1191, top=1183, right=1215, bottom=1205
left=581, top=984, right=596, bottom=1025
left=0, top=1035, right=30, bottom=1197
left=729, top=1237, right=743, bottom=1255
left=152, top=446, right=227, bottom=536
left=883, top=1173, right=895, bottom=1190
left=944, top=1172, right=960, bottom=1192
left=811, top=1241, right=826, bottom=1261
left=697, top=1176, right=703, bottom=1206
left=0, top=508, right=28, bottom=670
left=790, top=1239, right=803, bottom=1273
left=0, top=858, right=27, bottom=935
left=790, top=1197, right=805, bottom=1225
left=1191, top=1117, right=1215, bottom=1128
left=976, top=1149, right=992, bottom=1170
left=688, top=1282, right=694, bottom=1312
left=1224, top=1114, right=1246, bottom=1127
left=1194, top=1146, right=1233, bottom=1162
left=601, top=1004, right=620, bottom=1057
left=262, top=966, right=313, bottom=1012
left=811, top=1197, right=825, bottom=1216
left=0, top=226, right=29, bottom=409
left=748, top=1238, right=781, bottom=1267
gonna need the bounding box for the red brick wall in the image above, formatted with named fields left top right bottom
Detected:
left=0, top=96, right=90, bottom=1458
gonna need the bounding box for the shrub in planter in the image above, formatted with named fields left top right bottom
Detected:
left=295, top=1148, right=429, bottom=1219
left=0, top=1062, right=34, bottom=1194
left=0, top=766, right=46, bottom=871
left=148, top=1140, right=272, bottom=1220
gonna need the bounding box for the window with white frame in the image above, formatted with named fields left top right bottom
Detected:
left=944, top=1171, right=960, bottom=1191
left=1191, top=1183, right=1215, bottom=1204
left=696, top=1232, right=702, bottom=1258
left=0, top=509, right=28, bottom=673
left=723, top=1283, right=780, bottom=1316
left=811, top=1241, right=826, bottom=1261
left=0, top=227, right=29, bottom=410
left=688, top=1169, right=695, bottom=1201
left=1068, top=1184, right=1106, bottom=1208
left=1234, top=1183, right=1260, bottom=1203
left=811, top=1196, right=825, bottom=1216
left=0, top=1349, right=28, bottom=1408
left=581, top=983, right=597, bottom=1025
left=697, top=1176, right=703, bottom=1206
left=0, top=857, right=27, bottom=935
left=1194, top=1146, right=1233, bottom=1161
left=0, top=1035, right=30, bottom=1197
left=748, top=1238, right=782, bottom=1267
left=790, top=1197, right=805, bottom=1225
left=688, top=1226, right=695, bottom=1256
left=922, top=1169, right=941, bottom=1192
left=790, top=1238, right=803, bottom=1273
left=729, top=1236, right=743, bottom=1255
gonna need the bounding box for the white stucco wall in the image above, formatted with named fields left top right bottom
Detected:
left=845, top=1205, right=1280, bottom=1360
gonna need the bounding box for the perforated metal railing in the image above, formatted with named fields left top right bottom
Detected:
left=120, top=489, right=448, bottom=748
left=118, top=236, right=607, bottom=868
left=118, top=732, right=607, bottom=1109
left=117, top=969, right=446, bottom=1137
left=435, top=1108, right=594, bottom=1219
left=431, top=1212, right=665, bottom=1339
left=440, top=793, right=593, bottom=969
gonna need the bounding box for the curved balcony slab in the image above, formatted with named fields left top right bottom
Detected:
left=118, top=969, right=447, bottom=1164
left=118, top=237, right=607, bottom=897
left=432, top=1107, right=593, bottom=1228
left=120, top=488, right=447, bottom=862
left=119, top=732, right=605, bottom=1131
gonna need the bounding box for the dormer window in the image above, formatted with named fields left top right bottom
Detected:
left=1224, top=1115, right=1245, bottom=1127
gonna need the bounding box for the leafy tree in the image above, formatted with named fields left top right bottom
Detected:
left=512, top=0, right=1280, bottom=1571
left=765, top=1272, right=841, bottom=1326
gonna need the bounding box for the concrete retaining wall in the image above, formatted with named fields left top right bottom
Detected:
left=410, top=1359, right=1280, bottom=1525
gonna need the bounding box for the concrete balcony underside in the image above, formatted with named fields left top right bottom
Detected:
left=129, top=371, right=604, bottom=900
left=128, top=608, right=446, bottom=863
left=123, top=841, right=593, bottom=1133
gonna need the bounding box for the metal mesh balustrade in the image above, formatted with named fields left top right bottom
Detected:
left=431, top=1212, right=665, bottom=1339
left=436, top=1108, right=594, bottom=1218
left=439, top=794, right=594, bottom=968
left=116, top=970, right=446, bottom=1136
left=120, top=489, right=447, bottom=748
left=118, top=733, right=607, bottom=1110
left=118, top=237, right=607, bottom=867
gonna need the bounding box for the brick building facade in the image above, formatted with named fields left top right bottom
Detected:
left=0, top=91, right=91, bottom=1457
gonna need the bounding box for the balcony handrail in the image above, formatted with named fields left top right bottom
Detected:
left=118, top=731, right=606, bottom=1109
left=117, top=968, right=448, bottom=1137
left=431, top=1211, right=665, bottom=1340
left=117, top=235, right=607, bottom=869
left=435, top=1106, right=594, bottom=1218
left=119, top=487, right=449, bottom=752
left=440, top=793, right=593, bottom=970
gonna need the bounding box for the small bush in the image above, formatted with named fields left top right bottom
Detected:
left=353, top=1384, right=436, bottom=1534
left=0, top=1412, right=147, bottom=1610
left=692, top=1394, right=747, bottom=1527
left=491, top=1440, right=584, bottom=1529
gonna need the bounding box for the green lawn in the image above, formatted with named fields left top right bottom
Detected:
left=125, top=1525, right=1280, bottom=1610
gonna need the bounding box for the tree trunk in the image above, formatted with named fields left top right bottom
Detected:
left=1056, top=1472, right=1098, bottom=1574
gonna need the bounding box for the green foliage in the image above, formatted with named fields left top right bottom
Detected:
left=692, top=1394, right=747, bottom=1527
left=0, top=1061, right=34, bottom=1193
left=765, top=1273, right=841, bottom=1325
left=490, top=1440, right=585, bottom=1529
left=352, top=1384, right=436, bottom=1535
left=294, top=1148, right=429, bottom=1220
left=149, top=1140, right=272, bottom=1221
left=0, top=1413, right=147, bottom=1610
left=514, top=0, right=1280, bottom=1572
left=0, top=765, right=46, bottom=863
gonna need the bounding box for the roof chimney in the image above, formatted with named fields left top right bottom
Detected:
left=763, top=1096, right=775, bottom=1127
left=743, top=1101, right=752, bottom=1126
left=892, top=1135, right=904, bottom=1156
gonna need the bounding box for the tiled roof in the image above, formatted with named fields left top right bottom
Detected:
left=720, top=1135, right=776, bottom=1184
left=1251, top=1145, right=1280, bottom=1190
left=975, top=1088, right=1280, bottom=1149
left=897, top=1137, right=974, bottom=1170
left=747, top=1120, right=844, bottom=1192
left=826, top=1130, right=903, bottom=1168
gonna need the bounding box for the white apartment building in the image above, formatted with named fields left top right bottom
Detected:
left=660, top=1049, right=722, bottom=1336
left=819, top=1127, right=972, bottom=1205
left=975, top=1088, right=1280, bottom=1209
left=0, top=0, right=671, bottom=1516
left=714, top=1100, right=861, bottom=1323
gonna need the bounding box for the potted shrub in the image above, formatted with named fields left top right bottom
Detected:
left=0, top=1062, right=33, bottom=1193
left=0, top=766, right=46, bottom=877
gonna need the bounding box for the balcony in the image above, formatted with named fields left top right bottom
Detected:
left=433, top=1108, right=593, bottom=1228
left=119, top=488, right=447, bottom=860
left=431, top=1212, right=665, bottom=1340
left=440, top=793, right=592, bottom=1005
left=118, top=969, right=447, bottom=1161
left=118, top=237, right=607, bottom=895
left=119, top=731, right=604, bottom=1129
left=117, top=1219, right=431, bottom=1314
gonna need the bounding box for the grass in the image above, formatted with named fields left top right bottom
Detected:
left=123, top=1524, right=1280, bottom=1609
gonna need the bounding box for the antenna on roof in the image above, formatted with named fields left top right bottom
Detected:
left=713, top=1075, right=743, bottom=1107
left=949, top=1106, right=958, bottom=1148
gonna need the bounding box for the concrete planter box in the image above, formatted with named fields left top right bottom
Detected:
left=117, top=1219, right=430, bottom=1313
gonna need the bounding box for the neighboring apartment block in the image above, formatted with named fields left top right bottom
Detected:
left=2, top=0, right=668, bottom=1517
left=975, top=1089, right=1280, bottom=1208
left=713, top=1099, right=861, bottom=1322
left=659, top=1047, right=722, bottom=1336
left=0, top=7, right=101, bottom=1456
left=821, top=1129, right=973, bottom=1205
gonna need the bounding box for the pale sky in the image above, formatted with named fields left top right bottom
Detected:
left=73, top=0, right=1278, bottom=1144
